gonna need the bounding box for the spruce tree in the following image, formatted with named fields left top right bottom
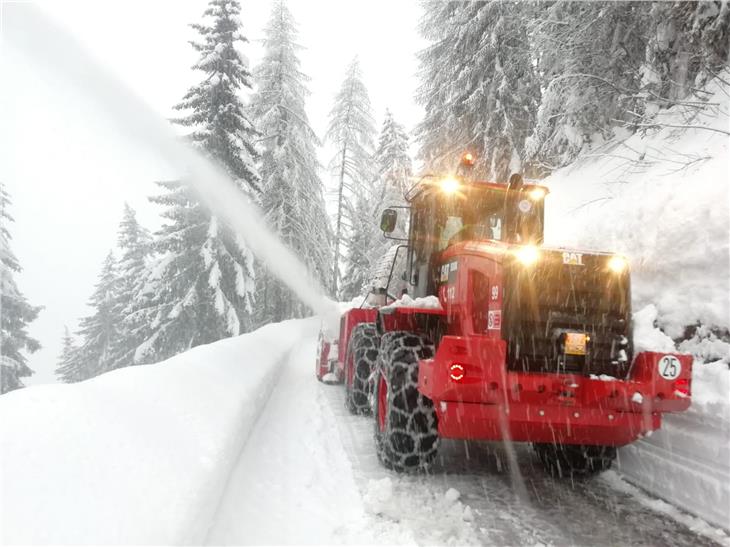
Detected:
left=55, top=326, right=82, bottom=383
left=373, top=109, right=411, bottom=236
left=73, top=252, right=119, bottom=380
left=339, top=182, right=381, bottom=299
left=250, top=0, right=332, bottom=323
left=644, top=1, right=730, bottom=103
left=416, top=1, right=540, bottom=181
left=107, top=204, right=151, bottom=370
left=355, top=110, right=413, bottom=297
left=174, top=0, right=260, bottom=188
left=325, top=58, right=376, bottom=298
left=0, top=185, right=41, bottom=394
left=526, top=1, right=650, bottom=170
left=137, top=0, right=260, bottom=362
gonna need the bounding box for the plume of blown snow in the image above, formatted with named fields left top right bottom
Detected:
left=4, top=5, right=340, bottom=327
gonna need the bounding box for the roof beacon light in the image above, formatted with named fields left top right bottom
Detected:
left=461, top=152, right=476, bottom=167
left=608, top=255, right=628, bottom=273
left=514, top=245, right=540, bottom=266
left=440, top=176, right=460, bottom=194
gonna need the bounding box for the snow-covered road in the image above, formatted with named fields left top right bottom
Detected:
left=206, top=332, right=728, bottom=546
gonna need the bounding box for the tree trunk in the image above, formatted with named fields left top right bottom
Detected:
left=332, top=142, right=348, bottom=296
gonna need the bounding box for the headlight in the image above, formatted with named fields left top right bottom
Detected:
left=608, top=255, right=628, bottom=273
left=439, top=177, right=460, bottom=194
left=514, top=245, right=540, bottom=266
left=528, top=187, right=546, bottom=200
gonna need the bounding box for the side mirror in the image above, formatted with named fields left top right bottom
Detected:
left=380, top=209, right=397, bottom=233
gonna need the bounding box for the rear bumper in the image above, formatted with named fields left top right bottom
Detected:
left=435, top=401, right=660, bottom=445
left=419, top=336, right=693, bottom=446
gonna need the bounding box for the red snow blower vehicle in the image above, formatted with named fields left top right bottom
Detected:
left=316, top=155, right=692, bottom=477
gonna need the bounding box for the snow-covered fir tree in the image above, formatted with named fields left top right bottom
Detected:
left=0, top=185, right=41, bottom=394
left=358, top=110, right=413, bottom=296
left=250, top=0, right=332, bottom=323
left=72, top=252, right=119, bottom=380
left=375, top=110, right=412, bottom=207
left=55, top=326, right=81, bottom=383
left=325, top=58, right=376, bottom=298
left=174, top=0, right=260, bottom=189
left=339, top=179, right=382, bottom=299
left=137, top=0, right=260, bottom=362
left=644, top=1, right=730, bottom=103
left=526, top=1, right=651, bottom=171
left=107, top=204, right=151, bottom=370
left=416, top=0, right=540, bottom=181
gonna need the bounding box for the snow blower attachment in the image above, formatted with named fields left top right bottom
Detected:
left=316, top=158, right=693, bottom=478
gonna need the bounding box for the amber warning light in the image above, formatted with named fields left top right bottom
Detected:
left=461, top=152, right=475, bottom=167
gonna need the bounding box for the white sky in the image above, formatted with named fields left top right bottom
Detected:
left=0, top=0, right=426, bottom=385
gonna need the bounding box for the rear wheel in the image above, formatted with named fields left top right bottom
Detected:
left=533, top=443, right=616, bottom=478
left=345, top=323, right=379, bottom=414
left=373, top=331, right=439, bottom=472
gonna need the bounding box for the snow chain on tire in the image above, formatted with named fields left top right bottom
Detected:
left=533, top=443, right=617, bottom=478
left=374, top=331, right=439, bottom=472
left=345, top=323, right=379, bottom=415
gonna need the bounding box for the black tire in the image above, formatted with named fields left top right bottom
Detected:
left=533, top=443, right=617, bottom=478
left=373, top=331, right=439, bottom=472
left=345, top=323, right=379, bottom=415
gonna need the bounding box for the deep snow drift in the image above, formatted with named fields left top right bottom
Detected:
left=0, top=319, right=311, bottom=544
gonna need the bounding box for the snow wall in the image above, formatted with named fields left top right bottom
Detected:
left=0, top=318, right=316, bottom=545
left=543, top=76, right=730, bottom=531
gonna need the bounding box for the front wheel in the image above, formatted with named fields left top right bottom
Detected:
left=373, top=331, right=439, bottom=472
left=533, top=443, right=617, bottom=478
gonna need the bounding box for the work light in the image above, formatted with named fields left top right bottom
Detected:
left=608, top=255, right=628, bottom=273
left=514, top=245, right=540, bottom=266
left=439, top=177, right=460, bottom=194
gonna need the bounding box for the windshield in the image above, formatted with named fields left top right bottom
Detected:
left=434, top=186, right=543, bottom=250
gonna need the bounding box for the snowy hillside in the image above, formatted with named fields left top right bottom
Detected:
left=543, top=76, right=730, bottom=336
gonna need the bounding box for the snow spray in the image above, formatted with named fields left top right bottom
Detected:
left=5, top=5, right=340, bottom=327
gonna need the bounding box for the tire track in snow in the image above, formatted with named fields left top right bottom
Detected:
left=321, top=374, right=724, bottom=546
left=200, top=325, right=306, bottom=545
left=204, top=327, right=410, bottom=545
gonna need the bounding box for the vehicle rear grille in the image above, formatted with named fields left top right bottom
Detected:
left=503, top=252, right=632, bottom=377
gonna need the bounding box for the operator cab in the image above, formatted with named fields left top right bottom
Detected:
left=395, top=176, right=547, bottom=298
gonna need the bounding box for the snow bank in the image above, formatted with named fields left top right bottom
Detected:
left=0, top=318, right=313, bottom=545
left=617, top=305, right=730, bottom=531
left=543, top=76, right=730, bottom=337
left=632, top=304, right=678, bottom=353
